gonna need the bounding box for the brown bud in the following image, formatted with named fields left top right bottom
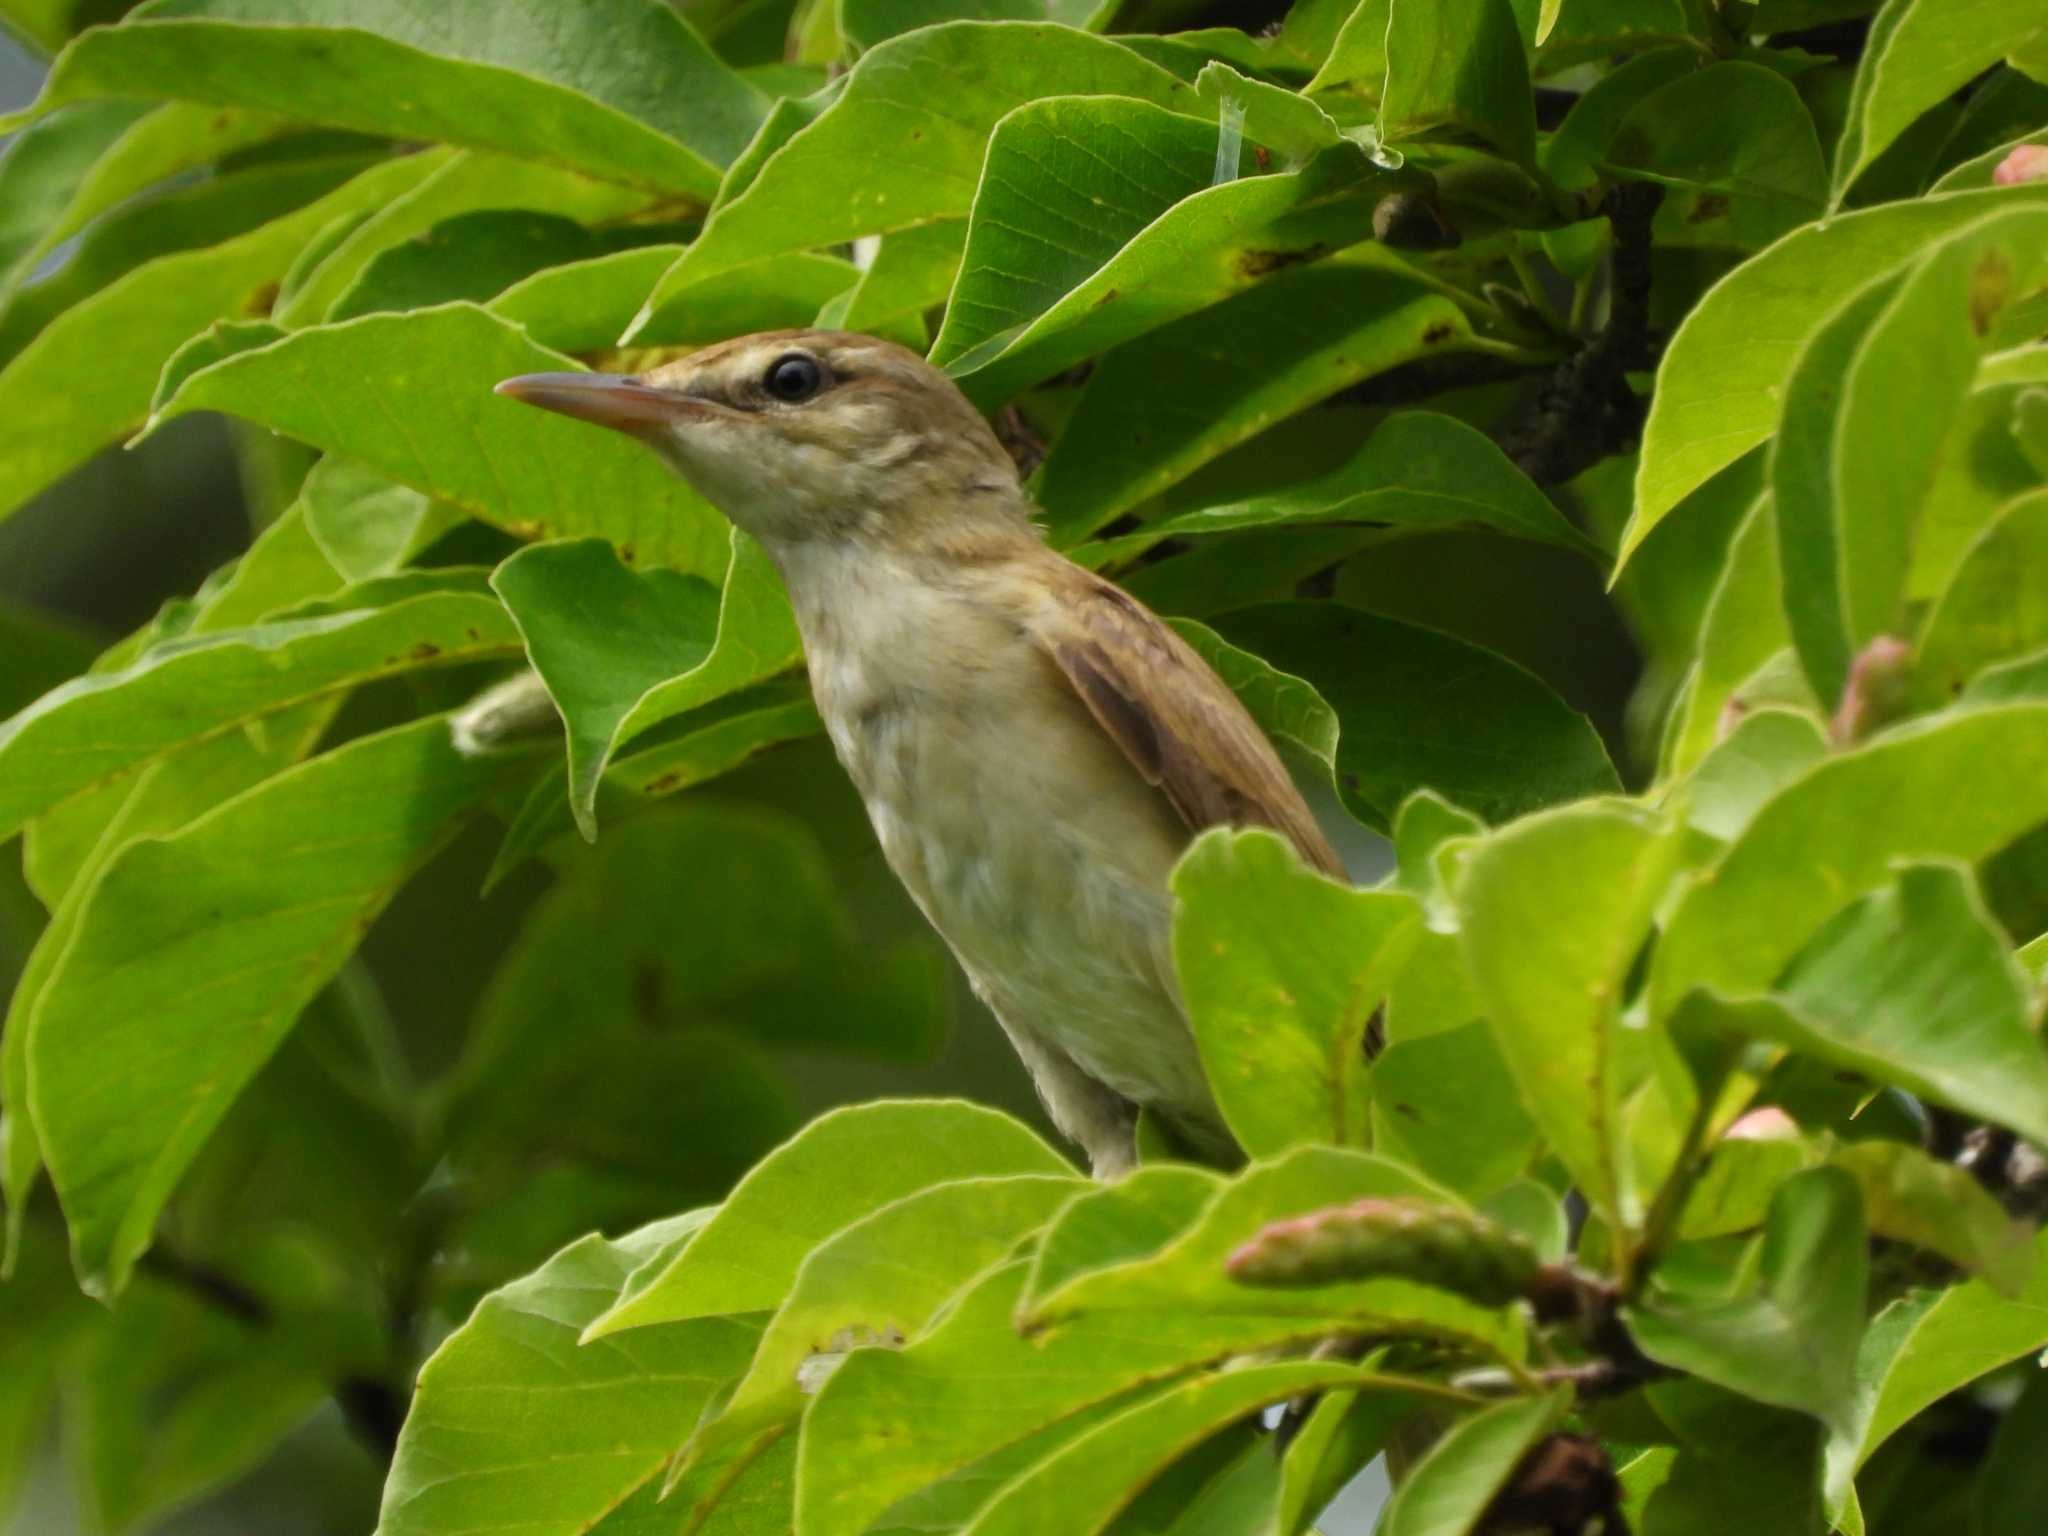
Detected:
left=1373, top=192, right=1460, bottom=250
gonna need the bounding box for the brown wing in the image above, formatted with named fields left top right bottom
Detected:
left=1029, top=568, right=1346, bottom=880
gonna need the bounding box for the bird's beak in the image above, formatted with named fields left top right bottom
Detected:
left=494, top=372, right=694, bottom=436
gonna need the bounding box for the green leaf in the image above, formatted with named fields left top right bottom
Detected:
left=65, top=1252, right=359, bottom=1533
left=670, top=1173, right=1084, bottom=1518
left=32, top=714, right=504, bottom=1296
left=0, top=0, right=75, bottom=51
left=1752, top=863, right=2048, bottom=1145
left=493, top=246, right=857, bottom=354
left=274, top=150, right=653, bottom=327
left=1277, top=1385, right=1421, bottom=1536
left=958, top=1363, right=1414, bottom=1536
left=1171, top=828, right=1421, bottom=1155
left=1770, top=274, right=1900, bottom=705
left=629, top=22, right=1199, bottom=326
left=1631, top=1382, right=1827, bottom=1536
left=1195, top=60, right=1348, bottom=164
left=147, top=303, right=731, bottom=577
left=584, top=1100, right=1071, bottom=1336
left=796, top=1261, right=1202, bottom=1536
left=483, top=684, right=822, bottom=886
left=1371, top=1018, right=1540, bottom=1201
left=184, top=500, right=348, bottom=637
left=600, top=533, right=802, bottom=787
left=1210, top=602, right=1619, bottom=830
left=0, top=588, right=518, bottom=842
left=1080, top=411, right=1604, bottom=570
left=1391, top=789, right=1482, bottom=923
left=1629, top=1167, right=1867, bottom=1433
left=0, top=99, right=154, bottom=295
left=147, top=319, right=289, bottom=415
left=441, top=800, right=938, bottom=1186
left=1831, top=1139, right=2034, bottom=1296
left=1653, top=702, right=2048, bottom=1015
left=301, top=457, right=464, bottom=584
left=1675, top=1133, right=1819, bottom=1241
left=1165, top=620, right=1342, bottom=795
left=839, top=0, right=1116, bottom=51
left=0, top=102, right=299, bottom=303
left=1602, top=62, right=1827, bottom=248
left=1913, top=488, right=2048, bottom=709
left=1380, top=0, right=1537, bottom=167
left=0, top=149, right=445, bottom=523
left=0, top=1234, right=93, bottom=1521
left=1022, top=1145, right=1523, bottom=1355
left=1541, top=45, right=1698, bottom=198
left=1833, top=0, right=2048, bottom=200
left=1831, top=209, right=2048, bottom=681
left=1024, top=1164, right=1224, bottom=1304
left=930, top=96, right=1216, bottom=362
left=483, top=244, right=679, bottom=350
left=1679, top=707, right=1830, bottom=845
left=1378, top=1393, right=1565, bottom=1536
left=10, top=0, right=771, bottom=199
left=492, top=539, right=721, bottom=840
left=328, top=210, right=635, bottom=323
left=1974, top=1359, right=2048, bottom=1536
left=1035, top=261, right=1473, bottom=542
left=821, top=220, right=966, bottom=348
left=0, top=601, right=94, bottom=723
left=1310, top=0, right=1536, bottom=167
left=1519, top=0, right=1719, bottom=69
left=2, top=151, right=374, bottom=367
left=946, top=142, right=1395, bottom=408
left=1625, top=182, right=2048, bottom=562
left=1822, top=1228, right=2048, bottom=1519
left=375, top=1217, right=762, bottom=1536
left=1455, top=799, right=1682, bottom=1225
left=2, top=699, right=337, bottom=1257
left=492, top=529, right=802, bottom=843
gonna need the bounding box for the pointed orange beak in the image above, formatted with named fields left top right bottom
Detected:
left=494, top=372, right=693, bottom=436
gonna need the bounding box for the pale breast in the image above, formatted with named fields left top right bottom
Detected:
left=804, top=576, right=1217, bottom=1123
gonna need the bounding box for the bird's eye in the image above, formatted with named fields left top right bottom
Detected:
left=763, top=352, right=825, bottom=402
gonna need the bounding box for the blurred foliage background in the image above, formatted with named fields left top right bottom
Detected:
left=4, top=0, right=2048, bottom=1533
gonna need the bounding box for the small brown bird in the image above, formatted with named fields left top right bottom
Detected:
left=498, top=331, right=1342, bottom=1175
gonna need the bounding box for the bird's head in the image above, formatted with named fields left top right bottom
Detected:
left=496, top=329, right=1025, bottom=549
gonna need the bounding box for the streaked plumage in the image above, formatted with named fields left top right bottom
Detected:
left=498, top=331, right=1340, bottom=1174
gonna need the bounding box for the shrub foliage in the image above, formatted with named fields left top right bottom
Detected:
left=2, top=0, right=2048, bottom=1532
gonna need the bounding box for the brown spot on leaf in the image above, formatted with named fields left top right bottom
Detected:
left=1971, top=248, right=2014, bottom=336
left=408, top=642, right=441, bottom=662
left=1092, top=287, right=1119, bottom=308
left=1421, top=321, right=1456, bottom=345
left=644, top=770, right=683, bottom=794
left=1687, top=193, right=1730, bottom=224
left=619, top=543, right=637, bottom=564
left=244, top=281, right=280, bottom=317
left=1237, top=244, right=1325, bottom=279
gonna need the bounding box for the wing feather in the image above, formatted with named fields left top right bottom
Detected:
left=1030, top=571, right=1346, bottom=880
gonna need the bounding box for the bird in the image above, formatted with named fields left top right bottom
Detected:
left=496, top=330, right=1343, bottom=1177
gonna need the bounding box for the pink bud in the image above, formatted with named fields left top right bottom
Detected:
left=1725, top=1106, right=1799, bottom=1141
left=1993, top=144, right=2048, bottom=187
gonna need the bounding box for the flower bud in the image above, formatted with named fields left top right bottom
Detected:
left=1993, top=144, right=2048, bottom=187
left=1225, top=1196, right=1540, bottom=1307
